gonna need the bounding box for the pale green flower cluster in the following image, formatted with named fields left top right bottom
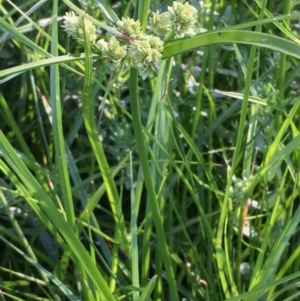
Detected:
left=113, top=17, right=164, bottom=78
left=168, top=2, right=198, bottom=37
left=230, top=170, right=253, bottom=201
left=62, top=1, right=198, bottom=78
left=149, top=11, right=173, bottom=36
left=116, top=17, right=143, bottom=39
left=62, top=11, right=97, bottom=44
left=128, top=35, right=164, bottom=79
left=150, top=2, right=198, bottom=38
left=97, top=37, right=127, bottom=71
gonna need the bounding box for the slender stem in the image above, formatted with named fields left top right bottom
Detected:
left=129, top=68, right=179, bottom=301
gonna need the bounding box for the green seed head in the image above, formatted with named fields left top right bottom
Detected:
left=97, top=37, right=127, bottom=70
left=128, top=35, right=163, bottom=79
left=62, top=11, right=97, bottom=44
left=116, top=17, right=143, bottom=39
left=149, top=11, right=172, bottom=36
left=168, top=2, right=198, bottom=37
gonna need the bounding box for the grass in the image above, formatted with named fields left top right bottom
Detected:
left=1, top=0, right=300, bottom=300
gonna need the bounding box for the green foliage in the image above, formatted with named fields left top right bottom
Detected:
left=1, top=0, right=300, bottom=301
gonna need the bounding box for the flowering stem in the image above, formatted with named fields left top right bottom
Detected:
left=129, top=68, right=179, bottom=301
left=82, top=22, right=128, bottom=256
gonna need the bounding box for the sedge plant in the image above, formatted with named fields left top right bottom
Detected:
left=1, top=0, right=300, bottom=301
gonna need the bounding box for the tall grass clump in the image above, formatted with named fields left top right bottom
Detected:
left=1, top=0, right=300, bottom=300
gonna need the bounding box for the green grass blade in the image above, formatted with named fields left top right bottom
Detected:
left=138, top=275, right=157, bottom=301
left=130, top=153, right=139, bottom=301
left=50, top=0, right=75, bottom=226
left=163, top=31, right=300, bottom=59
left=137, top=0, right=150, bottom=30
left=0, top=54, right=100, bottom=81
left=0, top=17, right=50, bottom=56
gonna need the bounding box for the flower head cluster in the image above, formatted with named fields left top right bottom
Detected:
left=128, top=35, right=164, bottom=79
left=230, top=170, right=253, bottom=201
left=97, top=37, right=127, bottom=70
left=114, top=18, right=164, bottom=78
left=168, top=2, right=198, bottom=37
left=149, top=11, right=172, bottom=36
left=62, top=1, right=198, bottom=78
left=149, top=2, right=198, bottom=38
left=116, top=17, right=143, bottom=39
left=62, top=11, right=97, bottom=44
